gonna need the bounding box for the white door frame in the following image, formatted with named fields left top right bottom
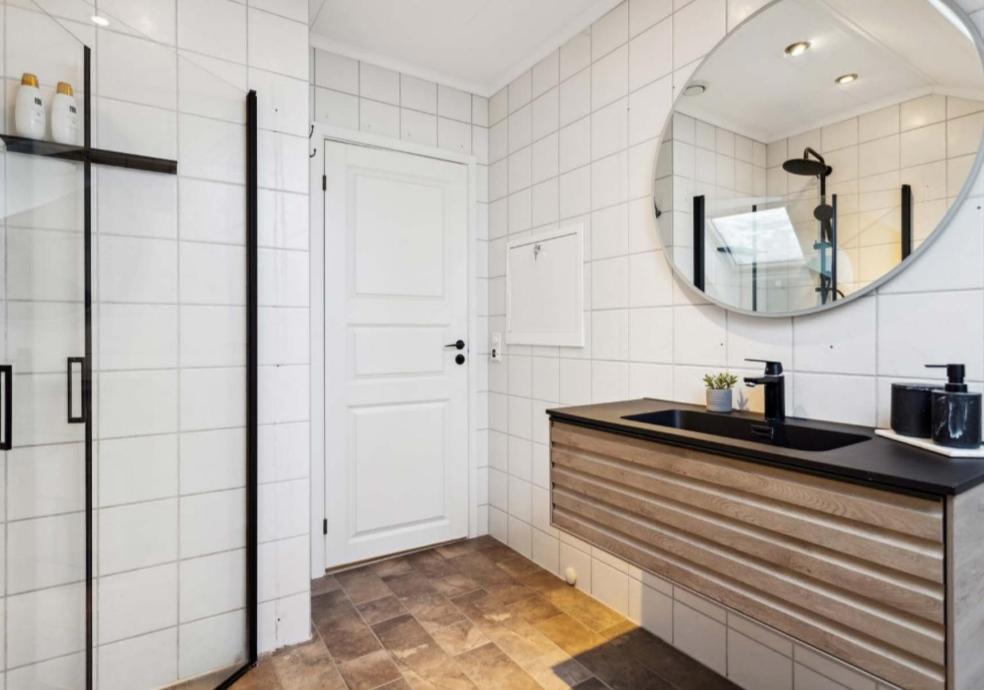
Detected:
left=309, top=125, right=480, bottom=578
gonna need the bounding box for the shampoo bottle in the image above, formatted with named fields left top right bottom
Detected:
left=926, top=364, right=982, bottom=449
left=51, top=82, right=79, bottom=145
left=14, top=73, right=46, bottom=139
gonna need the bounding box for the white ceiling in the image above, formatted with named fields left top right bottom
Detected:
left=677, top=0, right=984, bottom=142
left=308, top=0, right=620, bottom=95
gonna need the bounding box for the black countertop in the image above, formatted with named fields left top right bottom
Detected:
left=547, top=398, right=984, bottom=497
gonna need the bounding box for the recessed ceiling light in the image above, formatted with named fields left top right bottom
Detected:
left=683, top=82, right=708, bottom=97
left=784, top=41, right=811, bottom=57
left=91, top=15, right=109, bottom=26
left=835, top=73, right=858, bottom=85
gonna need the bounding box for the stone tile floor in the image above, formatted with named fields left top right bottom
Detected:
left=236, top=536, right=739, bottom=690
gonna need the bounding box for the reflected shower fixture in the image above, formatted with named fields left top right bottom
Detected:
left=784, top=41, right=811, bottom=56
left=783, top=148, right=838, bottom=304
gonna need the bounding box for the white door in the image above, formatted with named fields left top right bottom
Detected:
left=323, top=140, right=470, bottom=568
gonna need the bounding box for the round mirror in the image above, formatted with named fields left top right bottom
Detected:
left=654, top=0, right=984, bottom=315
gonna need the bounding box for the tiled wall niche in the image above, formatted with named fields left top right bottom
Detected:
left=309, top=47, right=493, bottom=537
left=0, top=0, right=311, bottom=688
left=484, top=1, right=984, bottom=689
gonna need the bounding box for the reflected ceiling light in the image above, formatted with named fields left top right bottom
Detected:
left=784, top=41, right=811, bottom=56
left=835, top=73, right=858, bottom=85
left=91, top=15, right=110, bottom=26
left=683, top=82, right=708, bottom=97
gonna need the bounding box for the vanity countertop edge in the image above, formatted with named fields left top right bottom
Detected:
left=546, top=398, right=984, bottom=496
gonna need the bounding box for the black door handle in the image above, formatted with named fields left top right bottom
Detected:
left=444, top=340, right=465, bottom=350
left=67, top=357, right=84, bottom=424
left=0, top=365, right=11, bottom=450
left=455, top=354, right=466, bottom=365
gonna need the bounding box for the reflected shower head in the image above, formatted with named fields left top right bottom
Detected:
left=782, top=147, right=833, bottom=177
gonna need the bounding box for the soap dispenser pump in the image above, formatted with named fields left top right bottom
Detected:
left=926, top=364, right=982, bottom=448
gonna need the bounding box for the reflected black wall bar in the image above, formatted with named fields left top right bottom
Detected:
left=83, top=44, right=94, bottom=690
left=831, top=194, right=838, bottom=301
left=901, top=184, right=912, bottom=260
left=216, top=89, right=259, bottom=690
left=751, top=204, right=758, bottom=312
left=693, top=195, right=705, bottom=291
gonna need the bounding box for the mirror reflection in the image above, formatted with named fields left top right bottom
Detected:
left=654, top=0, right=984, bottom=314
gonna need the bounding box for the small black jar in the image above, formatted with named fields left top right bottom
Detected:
left=891, top=383, right=940, bottom=438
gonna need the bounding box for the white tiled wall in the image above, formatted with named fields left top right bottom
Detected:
left=484, top=1, right=984, bottom=689
left=1, top=0, right=311, bottom=688
left=310, top=48, right=493, bottom=535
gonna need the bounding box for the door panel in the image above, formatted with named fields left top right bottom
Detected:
left=325, top=141, right=469, bottom=567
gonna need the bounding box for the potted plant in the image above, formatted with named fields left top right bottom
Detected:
left=703, top=372, right=738, bottom=413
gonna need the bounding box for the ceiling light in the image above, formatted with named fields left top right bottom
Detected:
left=90, top=15, right=109, bottom=26
left=683, top=82, right=708, bottom=97
left=835, top=73, right=858, bottom=85
left=784, top=41, right=811, bottom=57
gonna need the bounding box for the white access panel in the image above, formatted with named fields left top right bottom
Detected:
left=505, top=224, right=584, bottom=347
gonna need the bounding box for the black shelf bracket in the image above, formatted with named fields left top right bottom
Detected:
left=0, top=133, right=178, bottom=174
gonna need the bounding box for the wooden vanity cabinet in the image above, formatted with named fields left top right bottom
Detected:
left=550, top=421, right=984, bottom=690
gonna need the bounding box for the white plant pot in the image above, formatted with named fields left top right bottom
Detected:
left=706, top=388, right=733, bottom=413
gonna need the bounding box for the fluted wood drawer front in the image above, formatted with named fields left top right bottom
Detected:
left=550, top=422, right=946, bottom=690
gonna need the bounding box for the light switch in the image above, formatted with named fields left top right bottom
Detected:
left=490, top=332, right=503, bottom=362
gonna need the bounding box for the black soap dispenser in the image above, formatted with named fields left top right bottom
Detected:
left=925, top=364, right=982, bottom=449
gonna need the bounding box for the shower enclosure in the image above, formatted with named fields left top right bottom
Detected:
left=1, top=3, right=257, bottom=688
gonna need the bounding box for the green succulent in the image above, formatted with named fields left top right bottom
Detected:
left=703, top=372, right=739, bottom=390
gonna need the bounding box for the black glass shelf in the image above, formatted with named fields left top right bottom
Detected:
left=0, top=133, right=177, bottom=174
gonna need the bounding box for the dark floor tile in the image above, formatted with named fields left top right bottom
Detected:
left=432, top=571, right=483, bottom=598
left=337, top=566, right=393, bottom=605
left=313, top=591, right=383, bottom=662
left=225, top=661, right=282, bottom=690
left=430, top=618, right=490, bottom=656
left=453, top=553, right=516, bottom=587
left=358, top=594, right=408, bottom=625
left=482, top=581, right=533, bottom=607
left=534, top=613, right=605, bottom=657
left=271, top=638, right=346, bottom=690
left=371, top=556, right=415, bottom=578
left=520, top=569, right=568, bottom=595
left=572, top=679, right=609, bottom=690
left=336, top=649, right=403, bottom=690
left=436, top=540, right=476, bottom=559
left=402, top=591, right=466, bottom=632
left=384, top=570, right=437, bottom=598
left=377, top=678, right=414, bottom=690
left=455, top=642, right=541, bottom=690
left=401, top=664, right=480, bottom=690
left=311, top=574, right=341, bottom=596
left=373, top=613, right=432, bottom=650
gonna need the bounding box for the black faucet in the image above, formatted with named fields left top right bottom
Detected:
left=744, top=359, right=785, bottom=424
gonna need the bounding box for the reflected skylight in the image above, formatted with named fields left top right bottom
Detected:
left=707, top=207, right=805, bottom=265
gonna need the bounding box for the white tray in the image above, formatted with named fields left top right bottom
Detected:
left=875, top=428, right=984, bottom=458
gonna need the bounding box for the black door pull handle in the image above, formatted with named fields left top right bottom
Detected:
left=444, top=340, right=466, bottom=350
left=455, top=354, right=466, bottom=365
left=0, top=364, right=11, bottom=450
left=67, top=357, right=85, bottom=424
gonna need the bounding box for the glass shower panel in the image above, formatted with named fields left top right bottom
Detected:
left=89, top=20, right=251, bottom=690
left=1, top=6, right=88, bottom=688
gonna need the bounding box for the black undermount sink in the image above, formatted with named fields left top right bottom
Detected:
left=622, top=409, right=870, bottom=452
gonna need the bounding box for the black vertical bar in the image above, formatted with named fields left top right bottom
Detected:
left=67, top=357, right=85, bottom=423
left=901, top=184, right=912, bottom=260
left=0, top=365, right=11, bottom=451
left=693, top=195, right=705, bottom=291
left=83, top=44, right=94, bottom=690
left=751, top=204, right=758, bottom=312
left=831, top=194, right=838, bottom=301
left=246, top=89, right=259, bottom=669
